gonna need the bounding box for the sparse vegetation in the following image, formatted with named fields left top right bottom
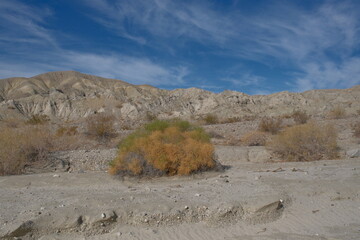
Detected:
left=291, top=110, right=309, bottom=124
left=0, top=126, right=53, bottom=175
left=109, top=120, right=218, bottom=177
left=26, top=114, right=50, bottom=125
left=145, top=112, right=157, bottom=122
left=327, top=106, right=346, bottom=119
left=241, top=131, right=268, bottom=146
left=56, top=126, right=78, bottom=137
left=85, top=113, right=116, bottom=142
left=203, top=114, right=218, bottom=125
left=258, top=117, right=283, bottom=134
left=268, top=121, right=338, bottom=162
left=221, top=117, right=241, bottom=124
left=352, top=122, right=360, bottom=138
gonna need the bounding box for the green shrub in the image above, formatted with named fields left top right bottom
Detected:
left=109, top=120, right=219, bottom=177
left=268, top=121, right=338, bottom=162
left=258, top=117, right=283, bottom=134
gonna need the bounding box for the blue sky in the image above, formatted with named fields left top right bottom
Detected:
left=0, top=0, right=360, bottom=94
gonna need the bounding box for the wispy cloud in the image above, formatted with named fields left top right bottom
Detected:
left=222, top=73, right=264, bottom=87
left=82, top=0, right=360, bottom=91
left=0, top=0, right=189, bottom=87
left=0, top=51, right=189, bottom=87
left=82, top=0, right=235, bottom=45
left=0, top=0, right=56, bottom=47
left=63, top=52, right=189, bottom=86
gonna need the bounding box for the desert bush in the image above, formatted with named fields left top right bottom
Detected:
left=268, top=121, right=338, bottom=162
left=327, top=106, right=346, bottom=119
left=145, top=112, right=157, bottom=122
left=221, top=117, right=241, bottom=124
left=109, top=120, right=218, bottom=177
left=0, top=126, right=52, bottom=175
left=56, top=126, right=78, bottom=137
left=352, top=122, right=360, bottom=138
left=203, top=114, right=218, bottom=125
left=26, top=114, right=50, bottom=125
left=85, top=113, right=116, bottom=142
left=241, top=131, right=268, bottom=146
left=2, top=118, right=23, bottom=128
left=258, top=117, right=283, bottom=134
left=291, top=110, right=309, bottom=124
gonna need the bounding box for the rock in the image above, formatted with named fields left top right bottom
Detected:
left=346, top=149, right=360, bottom=158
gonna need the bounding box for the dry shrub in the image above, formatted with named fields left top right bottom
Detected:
left=258, top=117, right=283, bottom=134
left=109, top=120, right=219, bottom=177
left=0, top=126, right=52, bottom=175
left=268, top=121, right=338, bottom=162
left=203, top=114, right=218, bottom=125
left=26, top=114, right=50, bottom=125
left=145, top=112, right=157, bottom=122
left=327, top=106, right=346, bottom=119
left=241, top=131, right=268, bottom=146
left=352, top=122, right=360, bottom=138
left=85, top=113, right=116, bottom=142
left=221, top=117, right=241, bottom=124
left=291, top=110, right=309, bottom=124
left=56, top=126, right=78, bottom=136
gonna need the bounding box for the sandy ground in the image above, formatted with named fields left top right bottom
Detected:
left=1, top=150, right=359, bottom=240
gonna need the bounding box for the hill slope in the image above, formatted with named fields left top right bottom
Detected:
left=0, top=71, right=359, bottom=121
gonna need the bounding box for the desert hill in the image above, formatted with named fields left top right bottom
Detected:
left=0, top=71, right=359, bottom=121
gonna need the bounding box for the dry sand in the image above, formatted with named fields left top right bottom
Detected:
left=1, top=149, right=359, bottom=240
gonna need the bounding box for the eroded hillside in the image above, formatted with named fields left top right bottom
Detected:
left=0, top=71, right=359, bottom=121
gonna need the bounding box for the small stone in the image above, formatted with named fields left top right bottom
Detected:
left=101, top=213, right=106, bottom=218
left=195, top=193, right=201, bottom=197
left=53, top=174, right=60, bottom=178
left=184, top=205, right=189, bottom=210
left=116, top=232, right=122, bottom=236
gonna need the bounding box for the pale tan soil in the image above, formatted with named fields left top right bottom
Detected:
left=1, top=116, right=360, bottom=239
left=1, top=155, right=359, bottom=240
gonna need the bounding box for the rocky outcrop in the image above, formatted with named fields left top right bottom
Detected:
left=0, top=71, right=359, bottom=121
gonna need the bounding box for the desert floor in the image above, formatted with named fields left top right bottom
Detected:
left=1, top=146, right=359, bottom=240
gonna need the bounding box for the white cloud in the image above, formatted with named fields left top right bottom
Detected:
left=295, top=57, right=360, bottom=91
left=0, top=52, right=189, bottom=87
left=0, top=0, right=56, bottom=47
left=0, top=0, right=189, bottom=87
left=222, top=73, right=264, bottom=87
left=82, top=0, right=360, bottom=91
left=63, top=52, right=188, bottom=86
